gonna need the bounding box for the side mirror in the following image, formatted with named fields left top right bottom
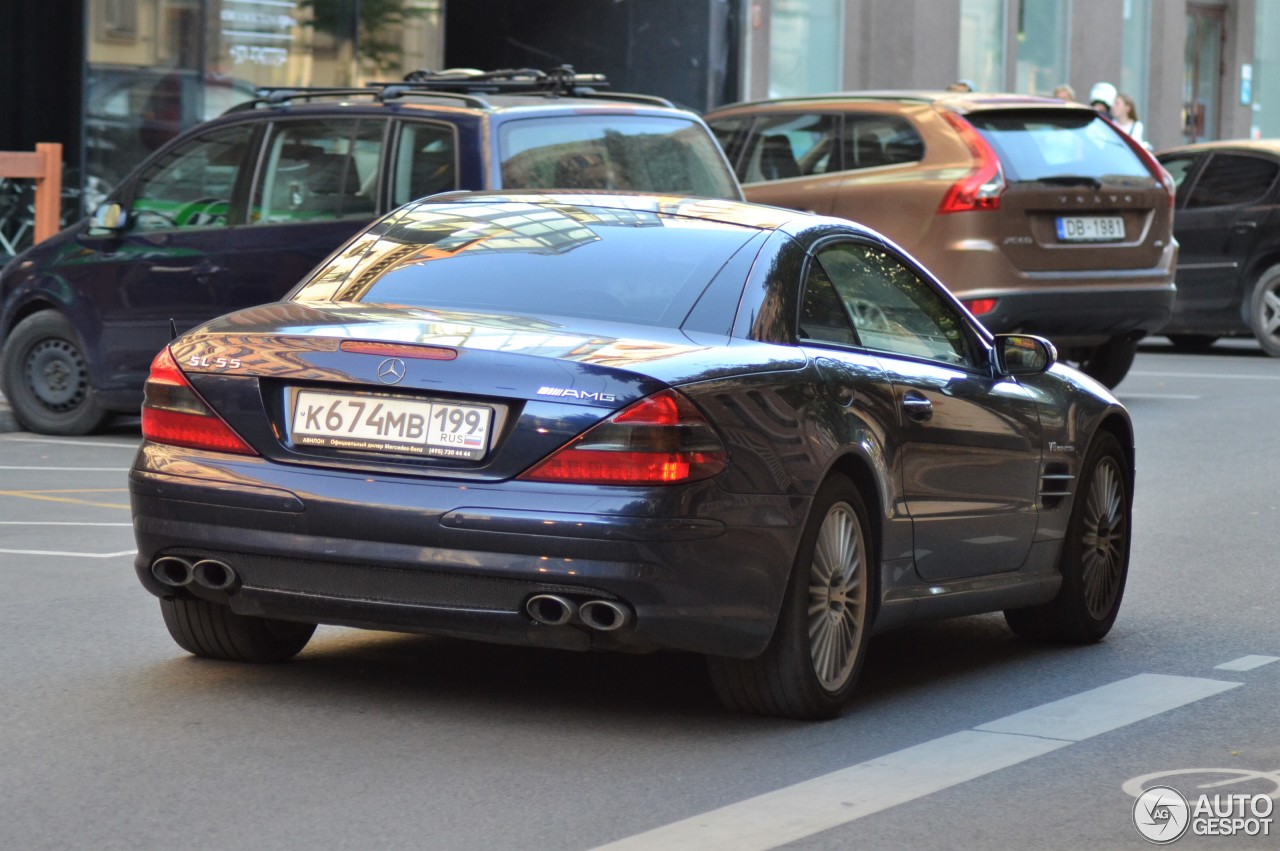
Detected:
left=995, top=334, right=1056, bottom=376
left=89, top=202, right=129, bottom=235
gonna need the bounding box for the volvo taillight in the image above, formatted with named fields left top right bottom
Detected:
left=518, top=389, right=726, bottom=485
left=938, top=112, right=1006, bottom=213
left=141, top=347, right=256, bottom=455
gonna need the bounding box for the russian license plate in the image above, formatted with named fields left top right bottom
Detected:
left=1056, top=215, right=1125, bottom=242
left=291, top=390, right=492, bottom=459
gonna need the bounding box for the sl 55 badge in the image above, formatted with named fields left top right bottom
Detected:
left=187, top=354, right=243, bottom=370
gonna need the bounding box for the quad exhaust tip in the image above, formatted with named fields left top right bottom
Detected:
left=578, top=600, right=632, bottom=632
left=525, top=594, right=633, bottom=632
left=151, top=556, right=239, bottom=592
left=192, top=559, right=238, bottom=592
left=151, top=556, right=194, bottom=588
left=526, top=594, right=576, bottom=626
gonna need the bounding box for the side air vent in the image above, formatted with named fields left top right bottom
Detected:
left=1039, top=463, right=1074, bottom=509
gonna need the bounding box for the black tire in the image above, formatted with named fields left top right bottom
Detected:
left=1166, top=333, right=1220, bottom=351
left=160, top=598, right=315, bottom=663
left=1248, top=265, right=1280, bottom=357
left=1071, top=336, right=1139, bottom=388
left=707, top=477, right=875, bottom=720
left=0, top=312, right=111, bottom=435
left=1005, top=432, right=1131, bottom=643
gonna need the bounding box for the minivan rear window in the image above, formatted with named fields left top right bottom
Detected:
left=498, top=115, right=742, bottom=200
left=966, top=110, right=1152, bottom=182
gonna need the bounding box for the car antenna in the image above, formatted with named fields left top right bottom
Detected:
left=169, top=319, right=178, bottom=341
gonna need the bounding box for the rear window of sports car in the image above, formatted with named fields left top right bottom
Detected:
left=296, top=201, right=758, bottom=328
left=967, top=110, right=1153, bottom=182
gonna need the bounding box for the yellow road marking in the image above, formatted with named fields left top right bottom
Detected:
left=0, top=489, right=130, bottom=509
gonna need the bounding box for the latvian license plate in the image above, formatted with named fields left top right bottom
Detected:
left=1056, top=215, right=1125, bottom=242
left=291, top=390, right=492, bottom=459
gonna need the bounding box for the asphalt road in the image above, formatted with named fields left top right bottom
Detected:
left=1, top=341, right=1277, bottom=850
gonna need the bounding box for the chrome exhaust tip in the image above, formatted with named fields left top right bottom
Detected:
left=151, top=556, right=194, bottom=588
left=578, top=599, right=632, bottom=632
left=526, top=594, right=576, bottom=626
left=192, top=559, right=238, bottom=592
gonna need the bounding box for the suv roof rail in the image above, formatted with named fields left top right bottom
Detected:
left=380, top=65, right=675, bottom=108
left=223, top=66, right=675, bottom=115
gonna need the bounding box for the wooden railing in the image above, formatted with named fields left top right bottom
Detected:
left=0, top=142, right=63, bottom=244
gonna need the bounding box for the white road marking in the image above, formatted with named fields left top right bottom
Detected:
left=1116, top=393, right=1200, bottom=400
left=0, top=466, right=130, bottom=471
left=1129, top=370, right=1280, bottom=381
left=0, top=436, right=139, bottom=449
left=0, top=549, right=135, bottom=558
left=0, top=521, right=133, bottom=526
left=1215, top=655, right=1280, bottom=671
left=594, top=674, right=1241, bottom=851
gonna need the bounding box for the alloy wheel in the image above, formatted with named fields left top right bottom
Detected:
left=1080, top=456, right=1127, bottom=620
left=807, top=503, right=867, bottom=691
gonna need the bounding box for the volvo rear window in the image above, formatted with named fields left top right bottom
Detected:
left=498, top=115, right=742, bottom=200
left=966, top=110, right=1153, bottom=182
left=298, top=201, right=758, bottom=328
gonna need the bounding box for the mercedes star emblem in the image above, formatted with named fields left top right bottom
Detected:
left=376, top=357, right=407, bottom=385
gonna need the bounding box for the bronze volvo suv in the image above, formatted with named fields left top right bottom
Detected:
left=706, top=92, right=1177, bottom=386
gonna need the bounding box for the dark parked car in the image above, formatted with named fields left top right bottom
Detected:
left=1157, top=140, right=1280, bottom=356
left=0, top=68, right=741, bottom=435
left=705, top=91, right=1178, bottom=387
left=130, top=192, right=1135, bottom=720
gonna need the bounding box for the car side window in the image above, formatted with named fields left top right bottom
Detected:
left=798, top=259, right=860, bottom=347
left=707, top=116, right=752, bottom=172
left=1184, top=154, right=1280, bottom=209
left=815, top=242, right=974, bottom=366
left=842, top=115, right=924, bottom=169
left=1157, top=154, right=1200, bottom=207
left=129, top=123, right=254, bottom=232
left=390, top=122, right=458, bottom=207
left=252, top=119, right=383, bottom=224
left=740, top=113, right=840, bottom=182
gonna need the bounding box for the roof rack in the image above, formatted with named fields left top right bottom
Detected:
left=384, top=66, right=675, bottom=107
left=223, top=66, right=675, bottom=115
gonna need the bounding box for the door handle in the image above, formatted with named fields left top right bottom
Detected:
left=1233, top=221, right=1258, bottom=232
left=902, top=392, right=933, bottom=422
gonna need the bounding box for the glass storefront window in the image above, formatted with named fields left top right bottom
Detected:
left=769, top=0, right=841, bottom=97
left=85, top=0, right=360, bottom=208
left=1120, top=0, right=1150, bottom=123
left=960, top=0, right=1005, bottom=93
left=1256, top=0, right=1280, bottom=138
left=1015, top=0, right=1069, bottom=95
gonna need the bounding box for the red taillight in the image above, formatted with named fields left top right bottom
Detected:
left=1103, top=114, right=1176, bottom=209
left=519, top=389, right=727, bottom=485
left=963, top=298, right=998, bottom=316
left=938, top=112, right=1006, bottom=213
left=141, top=347, right=256, bottom=455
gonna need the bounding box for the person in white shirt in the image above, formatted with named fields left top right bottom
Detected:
left=1111, top=92, right=1145, bottom=145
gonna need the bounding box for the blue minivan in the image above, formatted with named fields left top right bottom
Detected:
left=0, top=70, right=742, bottom=434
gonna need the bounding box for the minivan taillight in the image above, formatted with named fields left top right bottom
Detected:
left=519, top=389, right=727, bottom=485
left=1106, top=115, right=1176, bottom=208
left=141, top=347, right=256, bottom=455
left=938, top=112, right=1006, bottom=213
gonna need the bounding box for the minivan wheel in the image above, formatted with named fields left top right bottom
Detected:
left=1071, top=335, right=1138, bottom=388
left=0, top=312, right=111, bottom=435
left=1248, top=265, right=1280, bottom=357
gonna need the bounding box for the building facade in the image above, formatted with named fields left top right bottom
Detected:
left=0, top=0, right=1275, bottom=212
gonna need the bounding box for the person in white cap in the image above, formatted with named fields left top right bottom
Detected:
left=1089, top=82, right=1117, bottom=118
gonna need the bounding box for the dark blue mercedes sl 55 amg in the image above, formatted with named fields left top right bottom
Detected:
left=129, top=192, right=1134, bottom=719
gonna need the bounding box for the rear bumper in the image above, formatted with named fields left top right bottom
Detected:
left=129, top=444, right=808, bottom=659
left=970, top=281, right=1176, bottom=344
